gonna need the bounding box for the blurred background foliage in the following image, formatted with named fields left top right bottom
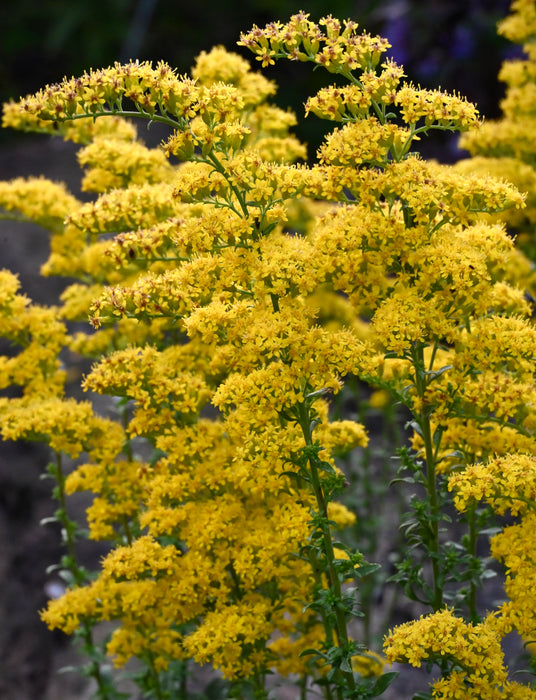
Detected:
left=0, top=0, right=520, bottom=158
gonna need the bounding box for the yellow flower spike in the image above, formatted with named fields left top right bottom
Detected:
left=102, top=536, right=182, bottom=580
left=41, top=578, right=108, bottom=635
left=461, top=117, right=536, bottom=164
left=384, top=608, right=524, bottom=697
left=452, top=314, right=536, bottom=378
left=448, top=453, right=536, bottom=517
left=439, top=418, right=536, bottom=466
left=78, top=136, right=176, bottom=193
left=193, top=45, right=253, bottom=86
left=5, top=61, right=203, bottom=130
left=0, top=176, right=80, bottom=232
left=456, top=0, right=535, bottom=256
left=3, top=101, right=139, bottom=144
left=395, top=83, right=480, bottom=130
left=83, top=345, right=212, bottom=436
left=318, top=117, right=408, bottom=166
left=65, top=459, right=148, bottom=541
left=312, top=399, right=368, bottom=455
left=67, top=182, right=179, bottom=236
left=327, top=502, right=357, bottom=529
left=239, top=13, right=391, bottom=75
left=498, top=0, right=536, bottom=45
left=182, top=594, right=275, bottom=679
left=491, top=513, right=536, bottom=642
left=0, top=277, right=69, bottom=400
left=0, top=397, right=124, bottom=459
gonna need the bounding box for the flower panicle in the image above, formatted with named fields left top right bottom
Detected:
left=238, top=12, right=390, bottom=73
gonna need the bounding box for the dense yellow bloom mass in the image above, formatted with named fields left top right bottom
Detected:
left=78, top=135, right=177, bottom=193
left=1, top=4, right=535, bottom=697
left=457, top=0, right=536, bottom=257
left=0, top=177, right=80, bottom=232
left=498, top=0, right=536, bottom=47
left=449, top=454, right=536, bottom=650
left=66, top=460, right=147, bottom=540
left=490, top=513, right=536, bottom=641
left=384, top=608, right=536, bottom=700
left=449, top=453, right=536, bottom=516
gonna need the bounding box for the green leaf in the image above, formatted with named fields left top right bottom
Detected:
left=339, top=656, right=353, bottom=673
left=354, top=562, right=381, bottom=578
left=299, top=647, right=325, bottom=659
left=407, top=420, right=423, bottom=438
left=305, top=387, right=332, bottom=400
left=370, top=672, right=399, bottom=694
left=317, top=459, right=336, bottom=474
left=390, top=475, right=421, bottom=485
left=280, top=469, right=309, bottom=483
left=57, top=665, right=80, bottom=674
left=424, top=364, right=452, bottom=380
left=46, top=563, right=63, bottom=575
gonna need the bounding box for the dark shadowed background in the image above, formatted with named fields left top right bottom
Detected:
left=0, top=0, right=520, bottom=158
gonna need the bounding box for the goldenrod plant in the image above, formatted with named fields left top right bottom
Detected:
left=455, top=0, right=536, bottom=262
left=0, top=4, right=534, bottom=699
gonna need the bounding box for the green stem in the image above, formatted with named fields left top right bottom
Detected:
left=420, top=411, right=443, bottom=611
left=297, top=402, right=356, bottom=698
left=53, top=452, right=86, bottom=585
left=299, top=673, right=308, bottom=700
left=180, top=660, right=188, bottom=700
left=253, top=672, right=268, bottom=700
left=53, top=452, right=115, bottom=698
left=120, top=514, right=133, bottom=545
left=467, top=506, right=478, bottom=623
left=412, top=346, right=443, bottom=611
left=270, top=293, right=280, bottom=312
left=306, top=548, right=335, bottom=650
left=206, top=150, right=251, bottom=220
left=79, top=625, right=116, bottom=699
left=61, top=107, right=182, bottom=130
left=144, top=650, right=166, bottom=700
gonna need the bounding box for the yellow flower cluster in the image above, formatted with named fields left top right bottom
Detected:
left=78, top=136, right=176, bottom=193
left=498, top=0, right=536, bottom=50
left=318, top=117, right=408, bottom=166
left=449, top=454, right=536, bottom=646
left=0, top=177, right=80, bottom=232
left=83, top=344, right=213, bottom=435
left=0, top=272, right=125, bottom=464
left=182, top=594, right=275, bottom=677
left=304, top=62, right=404, bottom=122
left=490, top=513, right=536, bottom=641
left=2, top=101, right=138, bottom=144
left=0, top=44, right=371, bottom=684
left=449, top=453, right=536, bottom=517
left=238, top=11, right=479, bottom=165
left=238, top=13, right=391, bottom=72
left=385, top=608, right=535, bottom=700
left=457, top=0, right=536, bottom=257
left=410, top=373, right=535, bottom=470
left=66, top=460, right=147, bottom=540
left=0, top=271, right=66, bottom=397
left=394, top=83, right=479, bottom=129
